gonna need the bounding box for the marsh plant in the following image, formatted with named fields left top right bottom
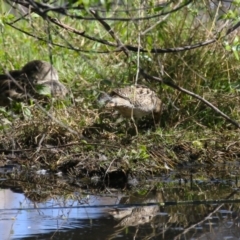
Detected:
left=0, top=0, right=240, bottom=181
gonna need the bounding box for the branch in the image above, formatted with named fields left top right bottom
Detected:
left=85, top=4, right=240, bottom=129
left=7, top=1, right=240, bottom=55
left=89, top=10, right=129, bottom=57
left=48, top=17, right=117, bottom=48
left=173, top=190, right=238, bottom=240
left=6, top=21, right=120, bottom=54
left=140, top=69, right=240, bottom=129
left=8, top=0, right=193, bottom=22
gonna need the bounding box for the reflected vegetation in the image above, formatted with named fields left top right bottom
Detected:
left=106, top=190, right=240, bottom=240
left=1, top=163, right=240, bottom=239
left=1, top=0, right=240, bottom=239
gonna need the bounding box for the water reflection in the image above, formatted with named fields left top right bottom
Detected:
left=1, top=188, right=240, bottom=239
left=0, top=188, right=119, bottom=239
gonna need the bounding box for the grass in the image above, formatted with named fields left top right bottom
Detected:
left=0, top=1, right=240, bottom=188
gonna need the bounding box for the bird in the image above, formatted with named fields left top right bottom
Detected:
left=98, top=84, right=162, bottom=126
left=0, top=60, right=68, bottom=106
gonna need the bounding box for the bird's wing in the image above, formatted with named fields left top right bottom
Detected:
left=112, top=85, right=158, bottom=110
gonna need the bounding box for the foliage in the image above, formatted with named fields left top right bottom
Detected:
left=0, top=0, right=240, bottom=179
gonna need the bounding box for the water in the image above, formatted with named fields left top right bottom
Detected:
left=0, top=189, right=118, bottom=240
left=1, top=187, right=240, bottom=240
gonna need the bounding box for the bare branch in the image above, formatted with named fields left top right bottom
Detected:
left=140, top=69, right=240, bottom=129
left=6, top=1, right=240, bottom=55
left=89, top=10, right=129, bottom=57
left=7, top=0, right=193, bottom=21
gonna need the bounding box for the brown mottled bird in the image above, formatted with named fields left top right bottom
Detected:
left=0, top=60, right=68, bottom=106
left=98, top=85, right=162, bottom=125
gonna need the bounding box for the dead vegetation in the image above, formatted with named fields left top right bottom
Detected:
left=1, top=104, right=240, bottom=192
left=1, top=1, right=240, bottom=192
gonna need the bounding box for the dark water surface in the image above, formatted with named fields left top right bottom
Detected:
left=1, top=186, right=240, bottom=240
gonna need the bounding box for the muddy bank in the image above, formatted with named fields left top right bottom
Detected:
left=0, top=121, right=240, bottom=191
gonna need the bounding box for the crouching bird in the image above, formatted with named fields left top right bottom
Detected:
left=0, top=60, right=68, bottom=106
left=98, top=85, right=162, bottom=131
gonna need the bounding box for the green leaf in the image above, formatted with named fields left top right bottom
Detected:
left=101, top=79, right=112, bottom=86
left=233, top=36, right=239, bottom=45
left=224, top=41, right=231, bottom=51
left=233, top=50, right=239, bottom=60
left=192, top=140, right=203, bottom=149
left=82, top=0, right=90, bottom=7
left=35, top=84, right=51, bottom=96
left=146, top=36, right=153, bottom=52
left=22, top=107, right=32, bottom=118
left=233, top=0, right=240, bottom=5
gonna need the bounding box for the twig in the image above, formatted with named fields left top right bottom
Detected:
left=140, top=69, right=240, bottom=129
left=173, top=189, right=239, bottom=240
left=8, top=0, right=193, bottom=22
left=6, top=0, right=240, bottom=56
left=86, top=6, right=240, bottom=129
left=0, top=141, right=119, bottom=154
left=89, top=9, right=129, bottom=57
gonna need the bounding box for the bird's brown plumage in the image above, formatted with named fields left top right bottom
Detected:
left=0, top=60, right=68, bottom=106
left=99, top=85, right=162, bottom=125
